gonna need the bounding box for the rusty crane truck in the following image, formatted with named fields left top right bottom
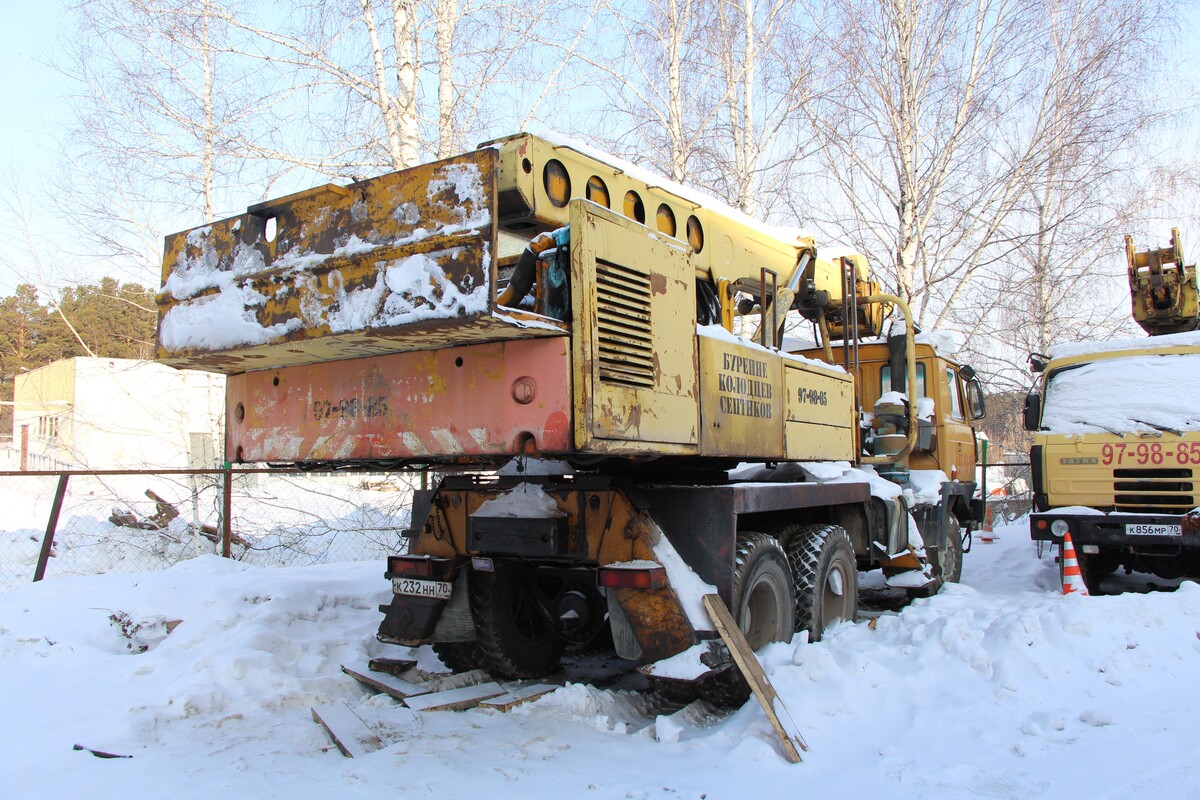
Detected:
left=156, top=133, right=987, bottom=694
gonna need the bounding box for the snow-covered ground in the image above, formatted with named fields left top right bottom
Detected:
left=2, top=518, right=1199, bottom=799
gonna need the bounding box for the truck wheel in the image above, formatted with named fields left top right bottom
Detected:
left=469, top=563, right=565, bottom=679
left=732, top=532, right=797, bottom=650
left=431, top=641, right=483, bottom=673
left=909, top=512, right=963, bottom=598
left=785, top=525, right=857, bottom=642
left=689, top=533, right=794, bottom=709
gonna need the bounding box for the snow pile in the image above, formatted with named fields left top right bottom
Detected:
left=1041, top=353, right=1200, bottom=434
left=907, top=469, right=950, bottom=505
left=914, top=329, right=962, bottom=356
left=473, top=483, right=564, bottom=518
left=159, top=284, right=306, bottom=350
left=728, top=460, right=906, bottom=502
left=651, top=528, right=719, bottom=631
left=3, top=520, right=1200, bottom=798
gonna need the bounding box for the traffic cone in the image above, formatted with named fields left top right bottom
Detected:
left=1060, top=531, right=1089, bottom=596
left=980, top=503, right=996, bottom=543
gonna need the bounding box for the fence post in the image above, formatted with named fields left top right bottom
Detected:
left=221, top=465, right=232, bottom=558
left=33, top=474, right=69, bottom=582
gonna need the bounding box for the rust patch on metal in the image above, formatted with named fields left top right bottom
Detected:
left=612, top=587, right=697, bottom=661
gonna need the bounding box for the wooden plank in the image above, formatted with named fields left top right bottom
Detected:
left=403, top=682, right=506, bottom=712
left=423, top=669, right=493, bottom=693
left=702, top=594, right=806, bottom=763
left=341, top=664, right=430, bottom=701
left=368, top=657, right=418, bottom=676
left=479, top=683, right=558, bottom=711
left=311, top=702, right=383, bottom=758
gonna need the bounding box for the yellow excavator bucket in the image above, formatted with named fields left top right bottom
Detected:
left=1126, top=227, right=1199, bottom=335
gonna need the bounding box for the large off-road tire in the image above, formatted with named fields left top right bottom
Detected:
left=785, top=524, right=858, bottom=642
left=731, top=532, right=797, bottom=650
left=692, top=533, right=796, bottom=709
left=431, top=641, right=483, bottom=673
left=468, top=563, right=565, bottom=679
left=909, top=512, right=964, bottom=598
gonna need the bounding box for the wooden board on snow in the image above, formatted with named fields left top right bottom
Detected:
left=423, top=668, right=493, bottom=693
left=367, top=657, right=418, bottom=676
left=403, top=682, right=506, bottom=712
left=702, top=594, right=806, bottom=763
left=311, top=702, right=382, bottom=758
left=341, top=664, right=430, bottom=701
left=479, top=683, right=557, bottom=711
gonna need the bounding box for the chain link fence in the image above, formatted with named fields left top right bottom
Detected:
left=0, top=468, right=421, bottom=594
left=2, top=460, right=1034, bottom=594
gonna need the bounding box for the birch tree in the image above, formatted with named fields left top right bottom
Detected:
left=58, top=0, right=272, bottom=280
left=702, top=0, right=813, bottom=217
left=212, top=0, right=589, bottom=175
left=803, top=0, right=1174, bottom=338
left=957, top=0, right=1173, bottom=391
left=802, top=0, right=1042, bottom=322
left=587, top=0, right=727, bottom=184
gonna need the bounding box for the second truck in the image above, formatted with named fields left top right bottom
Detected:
left=156, top=133, right=987, bottom=695
left=1025, top=228, right=1200, bottom=593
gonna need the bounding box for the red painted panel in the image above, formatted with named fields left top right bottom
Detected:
left=226, top=337, right=572, bottom=462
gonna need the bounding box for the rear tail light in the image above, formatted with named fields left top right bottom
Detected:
left=598, top=563, right=667, bottom=590
left=386, top=555, right=454, bottom=580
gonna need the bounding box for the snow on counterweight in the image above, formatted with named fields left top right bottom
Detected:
left=156, top=151, right=498, bottom=368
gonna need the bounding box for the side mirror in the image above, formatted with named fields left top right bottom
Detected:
left=1023, top=392, right=1042, bottom=431
left=966, top=377, right=987, bottom=420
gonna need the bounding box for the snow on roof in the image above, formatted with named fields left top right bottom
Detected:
left=697, top=323, right=846, bottom=374
left=914, top=329, right=962, bottom=357
left=1047, top=330, right=1200, bottom=360
left=1042, top=352, right=1200, bottom=434
left=528, top=130, right=813, bottom=246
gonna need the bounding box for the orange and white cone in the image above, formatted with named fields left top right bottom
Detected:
left=1060, top=531, right=1089, bottom=596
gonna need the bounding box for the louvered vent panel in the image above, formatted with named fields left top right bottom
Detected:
left=1112, top=467, right=1197, bottom=514
left=595, top=259, right=654, bottom=388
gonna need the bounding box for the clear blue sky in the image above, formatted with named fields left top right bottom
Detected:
left=0, top=1, right=66, bottom=178
left=0, top=0, right=71, bottom=292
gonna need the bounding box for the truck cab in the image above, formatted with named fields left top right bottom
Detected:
left=1025, top=335, right=1200, bottom=591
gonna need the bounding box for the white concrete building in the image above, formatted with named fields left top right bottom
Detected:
left=11, top=358, right=225, bottom=470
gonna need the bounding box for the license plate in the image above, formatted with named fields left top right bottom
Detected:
left=391, top=578, right=453, bottom=600
left=1125, top=523, right=1182, bottom=537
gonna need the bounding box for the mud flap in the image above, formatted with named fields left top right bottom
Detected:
left=605, top=586, right=697, bottom=662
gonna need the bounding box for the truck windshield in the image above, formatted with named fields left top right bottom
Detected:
left=1042, top=353, right=1200, bottom=434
